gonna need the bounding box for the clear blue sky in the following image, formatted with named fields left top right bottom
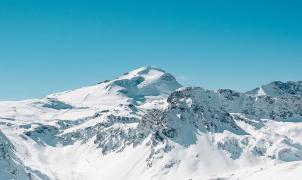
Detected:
left=0, top=0, right=302, bottom=100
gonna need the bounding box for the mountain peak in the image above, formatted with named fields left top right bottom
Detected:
left=118, top=66, right=167, bottom=80
left=107, top=66, right=182, bottom=98
left=47, top=66, right=182, bottom=108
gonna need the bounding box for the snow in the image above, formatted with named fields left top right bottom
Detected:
left=257, top=86, right=267, bottom=96
left=0, top=66, right=302, bottom=180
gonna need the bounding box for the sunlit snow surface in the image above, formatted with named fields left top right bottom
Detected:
left=0, top=66, right=302, bottom=180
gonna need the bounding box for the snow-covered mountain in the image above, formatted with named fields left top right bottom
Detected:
left=1, top=66, right=302, bottom=180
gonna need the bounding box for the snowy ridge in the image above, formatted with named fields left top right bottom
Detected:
left=0, top=67, right=302, bottom=180
left=246, top=81, right=302, bottom=97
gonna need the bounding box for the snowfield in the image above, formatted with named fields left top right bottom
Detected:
left=0, top=66, right=302, bottom=180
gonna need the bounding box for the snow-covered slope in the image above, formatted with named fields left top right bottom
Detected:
left=46, top=66, right=181, bottom=109
left=0, top=66, right=301, bottom=180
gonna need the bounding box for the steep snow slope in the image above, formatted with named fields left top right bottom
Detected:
left=0, top=66, right=301, bottom=180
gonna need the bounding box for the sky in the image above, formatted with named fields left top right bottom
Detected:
left=0, top=0, right=302, bottom=100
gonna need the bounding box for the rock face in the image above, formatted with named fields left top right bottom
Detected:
left=0, top=131, right=47, bottom=180
left=0, top=66, right=302, bottom=180
left=0, top=131, right=25, bottom=179
left=166, top=87, right=246, bottom=134
left=220, top=87, right=302, bottom=122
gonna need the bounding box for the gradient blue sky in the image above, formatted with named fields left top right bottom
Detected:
left=0, top=0, right=302, bottom=100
